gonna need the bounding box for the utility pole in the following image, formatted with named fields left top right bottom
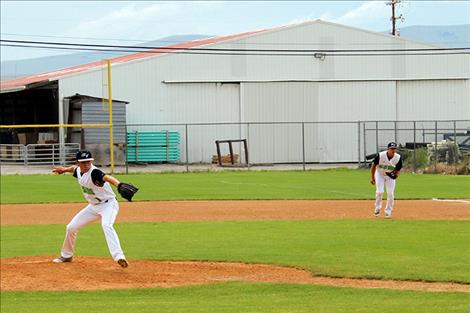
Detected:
left=387, top=0, right=404, bottom=36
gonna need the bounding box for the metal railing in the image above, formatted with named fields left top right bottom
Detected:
left=0, top=143, right=79, bottom=165
left=0, top=144, right=25, bottom=163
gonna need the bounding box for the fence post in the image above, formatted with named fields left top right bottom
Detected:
left=454, top=120, right=457, bottom=171
left=375, top=121, right=379, bottom=153
left=363, top=122, right=367, bottom=166
left=434, top=121, right=438, bottom=171
left=185, top=124, right=189, bottom=173
left=59, top=142, right=66, bottom=165
left=228, top=141, right=234, bottom=165
left=453, top=120, right=457, bottom=143
left=357, top=121, right=361, bottom=168
left=247, top=123, right=250, bottom=169
left=302, top=122, right=306, bottom=171
left=243, top=139, right=249, bottom=167
left=413, top=121, right=416, bottom=173
left=215, top=141, right=222, bottom=166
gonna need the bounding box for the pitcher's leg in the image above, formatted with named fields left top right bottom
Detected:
left=374, top=172, right=385, bottom=216
left=100, top=200, right=126, bottom=261
left=61, top=205, right=99, bottom=258
left=385, top=178, right=396, bottom=218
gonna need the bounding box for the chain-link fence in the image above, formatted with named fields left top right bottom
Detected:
left=123, top=119, right=469, bottom=174
left=363, top=120, right=469, bottom=174
left=1, top=120, right=468, bottom=174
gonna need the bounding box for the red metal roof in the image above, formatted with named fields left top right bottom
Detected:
left=0, top=28, right=268, bottom=92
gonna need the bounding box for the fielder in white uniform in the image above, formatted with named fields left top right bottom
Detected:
left=370, top=142, right=403, bottom=218
left=52, top=150, right=128, bottom=268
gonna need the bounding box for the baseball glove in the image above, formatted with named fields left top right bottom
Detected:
left=118, top=182, right=139, bottom=201
left=386, top=171, right=398, bottom=180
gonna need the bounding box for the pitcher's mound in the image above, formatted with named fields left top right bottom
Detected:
left=1, top=256, right=313, bottom=291
left=2, top=256, right=469, bottom=293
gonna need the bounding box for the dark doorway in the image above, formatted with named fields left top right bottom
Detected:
left=0, top=82, right=58, bottom=144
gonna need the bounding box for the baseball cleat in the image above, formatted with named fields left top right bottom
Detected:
left=52, top=256, right=73, bottom=263
left=374, top=209, right=380, bottom=217
left=117, top=259, right=128, bottom=268
left=385, top=214, right=392, bottom=219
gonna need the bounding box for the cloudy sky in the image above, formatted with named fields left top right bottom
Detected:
left=1, top=0, right=469, bottom=61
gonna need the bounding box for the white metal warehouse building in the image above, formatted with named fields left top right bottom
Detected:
left=1, top=20, right=469, bottom=164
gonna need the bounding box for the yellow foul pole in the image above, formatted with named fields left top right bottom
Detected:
left=107, top=59, right=114, bottom=173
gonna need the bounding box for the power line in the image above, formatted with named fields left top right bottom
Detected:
left=1, top=39, right=468, bottom=53
left=2, top=33, right=467, bottom=46
left=3, top=43, right=468, bottom=57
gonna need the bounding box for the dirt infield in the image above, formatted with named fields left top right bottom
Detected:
left=2, top=256, right=469, bottom=293
left=1, top=200, right=469, bottom=293
left=1, top=199, right=470, bottom=225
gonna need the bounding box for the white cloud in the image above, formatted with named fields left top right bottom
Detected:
left=287, top=10, right=320, bottom=25
left=63, top=2, right=392, bottom=43
left=64, top=3, right=198, bottom=41
left=285, top=2, right=390, bottom=31
left=337, top=1, right=389, bottom=26
left=306, top=1, right=390, bottom=30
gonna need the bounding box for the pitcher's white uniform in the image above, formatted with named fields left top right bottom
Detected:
left=59, top=164, right=126, bottom=261
left=373, top=151, right=402, bottom=217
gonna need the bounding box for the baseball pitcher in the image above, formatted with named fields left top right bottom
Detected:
left=51, top=150, right=138, bottom=268
left=370, top=142, right=402, bottom=218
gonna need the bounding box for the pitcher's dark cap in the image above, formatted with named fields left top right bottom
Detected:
left=76, top=150, right=94, bottom=162
left=387, top=142, right=397, bottom=149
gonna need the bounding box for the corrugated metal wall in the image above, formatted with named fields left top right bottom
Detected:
left=242, top=81, right=393, bottom=163
left=82, top=100, right=126, bottom=144
left=241, top=80, right=469, bottom=163
left=241, top=82, right=318, bottom=163
left=316, top=81, right=395, bottom=162
left=162, top=83, right=241, bottom=162
left=397, top=79, right=470, bottom=120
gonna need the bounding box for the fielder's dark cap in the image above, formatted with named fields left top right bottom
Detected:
left=76, top=150, right=94, bottom=162
left=387, top=142, right=398, bottom=149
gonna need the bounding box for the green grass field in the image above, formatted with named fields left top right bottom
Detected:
left=2, top=283, right=470, bottom=313
left=1, top=169, right=469, bottom=203
left=1, top=169, right=470, bottom=312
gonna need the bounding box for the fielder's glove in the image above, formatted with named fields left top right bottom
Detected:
left=386, top=171, right=398, bottom=180
left=118, top=182, right=139, bottom=201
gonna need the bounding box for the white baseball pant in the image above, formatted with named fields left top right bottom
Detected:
left=59, top=198, right=126, bottom=261
left=374, top=171, right=396, bottom=216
